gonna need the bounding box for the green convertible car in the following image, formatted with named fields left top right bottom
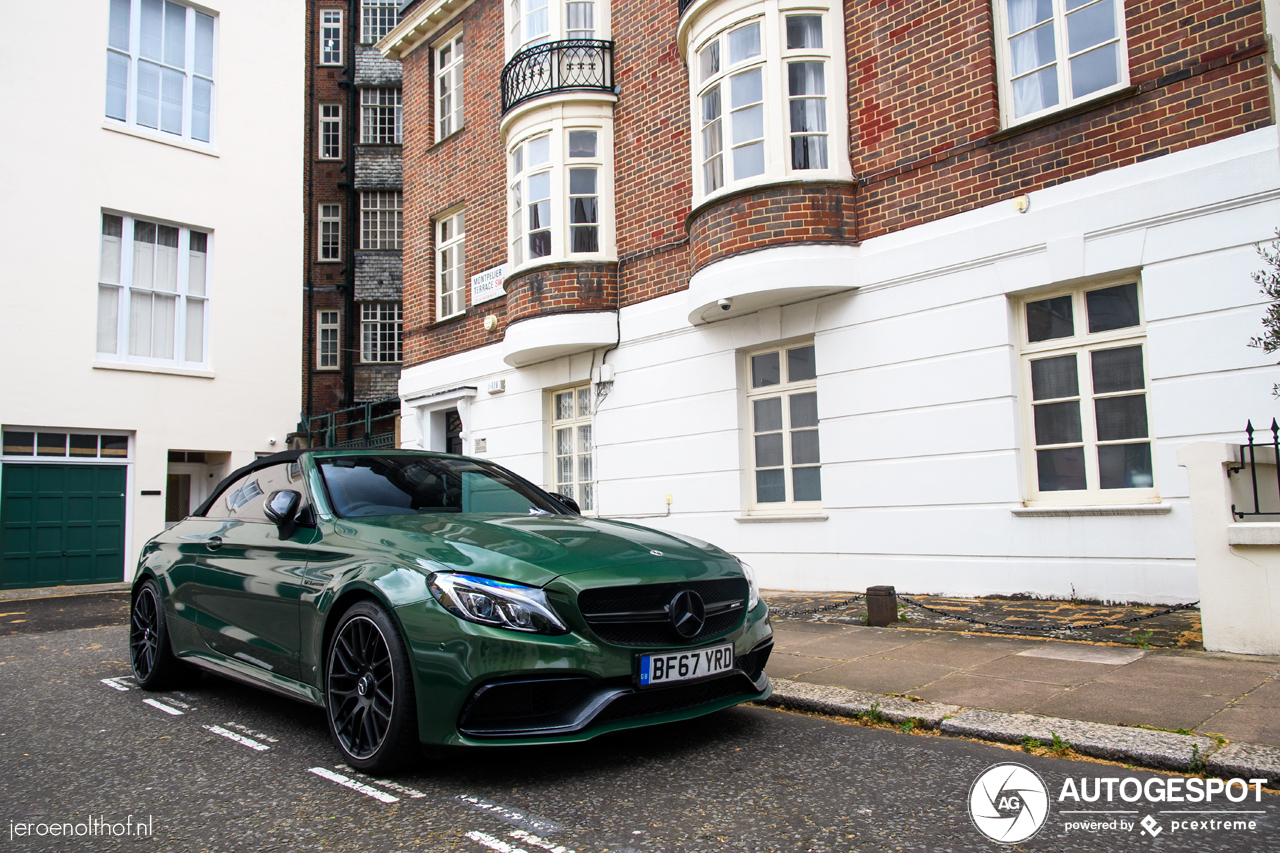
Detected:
left=130, top=449, right=773, bottom=773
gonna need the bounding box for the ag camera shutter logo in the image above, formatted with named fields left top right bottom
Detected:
left=968, top=763, right=1050, bottom=844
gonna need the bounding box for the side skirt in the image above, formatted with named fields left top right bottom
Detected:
left=180, top=650, right=325, bottom=707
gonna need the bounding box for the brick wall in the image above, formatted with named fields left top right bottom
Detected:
left=687, top=183, right=857, bottom=273
left=302, top=1, right=354, bottom=422
left=849, top=0, right=1271, bottom=239
left=396, top=0, right=1273, bottom=371
left=505, top=264, right=619, bottom=325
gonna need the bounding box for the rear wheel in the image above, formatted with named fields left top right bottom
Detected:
left=130, top=579, right=191, bottom=689
left=325, top=601, right=419, bottom=774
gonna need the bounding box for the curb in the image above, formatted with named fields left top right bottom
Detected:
left=760, top=678, right=1280, bottom=787
left=0, top=583, right=131, bottom=603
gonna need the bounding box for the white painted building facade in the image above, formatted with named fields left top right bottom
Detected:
left=399, top=128, right=1280, bottom=604
left=0, top=0, right=304, bottom=588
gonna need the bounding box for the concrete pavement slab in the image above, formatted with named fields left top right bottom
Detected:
left=795, top=657, right=958, bottom=694
left=913, top=673, right=1069, bottom=713
left=772, top=628, right=921, bottom=660
left=1197, top=704, right=1280, bottom=746
left=879, top=635, right=1043, bottom=668
left=1017, top=643, right=1147, bottom=665
left=1235, top=677, right=1280, bottom=708
left=764, top=654, right=846, bottom=680
left=1026, top=681, right=1234, bottom=731
left=965, top=653, right=1120, bottom=686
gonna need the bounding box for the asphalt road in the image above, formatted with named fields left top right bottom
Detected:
left=0, top=621, right=1276, bottom=852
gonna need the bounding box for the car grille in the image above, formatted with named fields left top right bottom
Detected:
left=577, top=578, right=748, bottom=647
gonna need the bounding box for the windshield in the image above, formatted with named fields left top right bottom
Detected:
left=316, top=455, right=567, bottom=518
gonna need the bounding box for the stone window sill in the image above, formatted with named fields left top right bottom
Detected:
left=734, top=513, right=828, bottom=523
left=1011, top=503, right=1172, bottom=517
left=93, top=361, right=214, bottom=379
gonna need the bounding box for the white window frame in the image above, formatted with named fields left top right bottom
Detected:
left=435, top=30, right=464, bottom=141
left=319, top=204, right=342, bottom=261
left=549, top=384, right=595, bottom=514
left=319, top=103, right=342, bottom=159
left=993, top=0, right=1130, bottom=128
left=1017, top=279, right=1157, bottom=506
left=360, top=88, right=402, bottom=145
left=744, top=341, right=822, bottom=514
left=360, top=191, right=403, bottom=250
left=105, top=0, right=218, bottom=145
left=437, top=208, right=466, bottom=321
left=686, top=1, right=850, bottom=209
left=317, top=309, right=340, bottom=370
left=360, top=302, right=403, bottom=363
left=320, top=8, right=343, bottom=65
left=506, top=0, right=609, bottom=58
left=96, top=210, right=211, bottom=369
left=507, top=117, right=615, bottom=273
left=361, top=0, right=399, bottom=44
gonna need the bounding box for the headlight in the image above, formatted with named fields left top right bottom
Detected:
left=427, top=573, right=568, bottom=635
left=739, top=560, right=761, bottom=611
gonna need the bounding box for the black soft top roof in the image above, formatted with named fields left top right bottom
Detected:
left=192, top=449, right=308, bottom=517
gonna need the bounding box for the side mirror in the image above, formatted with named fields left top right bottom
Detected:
left=550, top=492, right=581, bottom=515
left=264, top=490, right=302, bottom=539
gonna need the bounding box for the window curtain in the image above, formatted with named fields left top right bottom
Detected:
left=1007, top=0, right=1056, bottom=118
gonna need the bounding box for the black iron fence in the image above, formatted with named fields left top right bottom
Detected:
left=299, top=397, right=399, bottom=450
left=1229, top=418, right=1280, bottom=519
left=501, top=39, right=614, bottom=114
left=677, top=0, right=695, bottom=16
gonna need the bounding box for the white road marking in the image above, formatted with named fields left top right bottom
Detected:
left=100, top=678, right=130, bottom=692
left=335, top=764, right=426, bottom=798
left=466, top=831, right=531, bottom=853
left=307, top=767, right=399, bottom=803
left=457, top=795, right=563, bottom=835
left=508, top=829, right=574, bottom=853
left=203, top=725, right=270, bottom=751
left=226, top=721, right=279, bottom=743
left=142, top=698, right=184, bottom=715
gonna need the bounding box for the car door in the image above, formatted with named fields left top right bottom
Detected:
left=192, top=461, right=314, bottom=680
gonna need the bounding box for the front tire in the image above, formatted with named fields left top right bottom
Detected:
left=130, top=578, right=189, bottom=689
left=325, top=601, right=419, bottom=774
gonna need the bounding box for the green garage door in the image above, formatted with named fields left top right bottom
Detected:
left=0, top=464, right=127, bottom=589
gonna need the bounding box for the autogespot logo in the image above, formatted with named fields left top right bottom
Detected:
left=969, top=763, right=1051, bottom=844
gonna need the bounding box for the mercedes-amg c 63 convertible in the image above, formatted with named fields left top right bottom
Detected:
left=129, top=449, right=773, bottom=773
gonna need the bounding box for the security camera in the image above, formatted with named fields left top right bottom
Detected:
left=718, top=298, right=733, bottom=312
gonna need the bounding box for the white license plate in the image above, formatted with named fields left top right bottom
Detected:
left=638, top=644, right=734, bottom=687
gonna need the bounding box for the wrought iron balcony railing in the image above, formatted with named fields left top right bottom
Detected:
left=678, top=0, right=694, bottom=16
left=501, top=39, right=614, bottom=114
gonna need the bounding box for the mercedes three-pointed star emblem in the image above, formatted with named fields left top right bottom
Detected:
left=668, top=589, right=706, bottom=639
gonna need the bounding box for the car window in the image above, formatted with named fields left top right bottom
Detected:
left=317, top=455, right=565, bottom=518
left=205, top=461, right=311, bottom=521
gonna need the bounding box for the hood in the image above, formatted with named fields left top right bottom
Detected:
left=338, top=513, right=735, bottom=587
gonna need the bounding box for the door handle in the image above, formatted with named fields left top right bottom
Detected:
left=206, top=536, right=223, bottom=551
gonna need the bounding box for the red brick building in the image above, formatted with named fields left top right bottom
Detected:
left=378, top=0, right=1280, bottom=603
left=301, top=0, right=406, bottom=441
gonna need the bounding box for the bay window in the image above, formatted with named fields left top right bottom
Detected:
left=508, top=119, right=614, bottom=271
left=361, top=88, right=402, bottom=145
left=687, top=2, right=848, bottom=206
left=105, top=0, right=217, bottom=144
left=97, top=211, right=209, bottom=367
left=507, top=0, right=604, bottom=57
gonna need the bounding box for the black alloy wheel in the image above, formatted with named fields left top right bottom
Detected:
left=325, top=602, right=418, bottom=773
left=130, top=578, right=188, bottom=689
